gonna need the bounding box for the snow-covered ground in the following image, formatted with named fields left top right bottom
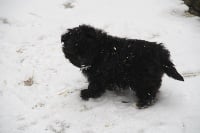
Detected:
left=0, top=0, right=200, bottom=132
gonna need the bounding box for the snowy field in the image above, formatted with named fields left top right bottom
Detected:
left=0, top=0, right=200, bottom=132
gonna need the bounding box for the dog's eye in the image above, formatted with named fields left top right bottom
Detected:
left=75, top=43, right=78, bottom=46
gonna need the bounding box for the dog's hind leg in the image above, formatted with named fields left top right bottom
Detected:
left=133, top=79, right=162, bottom=108
left=80, top=81, right=106, bottom=100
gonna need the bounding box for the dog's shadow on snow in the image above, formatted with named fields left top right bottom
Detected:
left=79, top=88, right=138, bottom=109
left=77, top=87, right=165, bottom=111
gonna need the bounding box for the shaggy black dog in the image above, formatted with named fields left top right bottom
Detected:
left=61, top=25, right=184, bottom=108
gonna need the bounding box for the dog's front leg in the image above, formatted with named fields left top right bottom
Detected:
left=80, top=80, right=106, bottom=100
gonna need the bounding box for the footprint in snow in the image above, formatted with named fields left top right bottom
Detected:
left=0, top=17, right=10, bottom=25
left=63, top=2, right=74, bottom=9
left=46, top=120, right=70, bottom=133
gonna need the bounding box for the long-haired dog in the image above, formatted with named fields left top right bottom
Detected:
left=61, top=25, right=184, bottom=108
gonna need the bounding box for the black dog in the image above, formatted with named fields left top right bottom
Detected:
left=61, top=25, right=184, bottom=108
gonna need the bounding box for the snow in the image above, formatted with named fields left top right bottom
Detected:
left=0, top=0, right=200, bottom=132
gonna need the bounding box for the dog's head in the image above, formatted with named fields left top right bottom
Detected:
left=61, top=25, right=102, bottom=68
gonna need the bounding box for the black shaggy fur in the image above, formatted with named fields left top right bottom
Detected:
left=61, top=25, right=184, bottom=108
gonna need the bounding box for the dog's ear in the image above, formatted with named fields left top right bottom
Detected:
left=79, top=25, right=97, bottom=39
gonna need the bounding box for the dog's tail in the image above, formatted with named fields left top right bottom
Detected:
left=159, top=45, right=184, bottom=81
left=161, top=56, right=184, bottom=81
left=162, top=62, right=184, bottom=81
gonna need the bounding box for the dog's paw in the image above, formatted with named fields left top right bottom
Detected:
left=80, top=89, right=90, bottom=100
left=136, top=99, right=156, bottom=109
left=136, top=101, right=150, bottom=109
